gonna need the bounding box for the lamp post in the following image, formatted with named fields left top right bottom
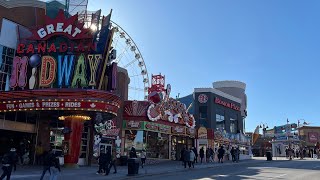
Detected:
left=259, top=123, right=269, bottom=156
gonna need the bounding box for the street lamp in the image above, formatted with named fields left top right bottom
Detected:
left=259, top=123, right=269, bottom=138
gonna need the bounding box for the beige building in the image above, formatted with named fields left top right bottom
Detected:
left=299, top=126, right=320, bottom=147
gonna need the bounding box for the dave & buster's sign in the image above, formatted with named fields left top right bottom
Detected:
left=214, top=97, right=240, bottom=111
left=0, top=99, right=118, bottom=114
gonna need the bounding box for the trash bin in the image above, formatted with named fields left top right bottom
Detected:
left=120, top=156, right=128, bottom=166
left=266, top=151, right=272, bottom=161
left=127, top=158, right=139, bottom=176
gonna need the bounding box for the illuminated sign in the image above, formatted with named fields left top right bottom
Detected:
left=5, top=10, right=116, bottom=91
left=214, top=97, right=240, bottom=111
left=0, top=99, right=118, bottom=114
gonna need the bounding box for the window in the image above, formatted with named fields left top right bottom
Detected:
left=0, top=45, right=15, bottom=91
left=230, top=113, right=238, bottom=133
left=199, top=106, right=207, bottom=119
left=216, top=108, right=225, bottom=130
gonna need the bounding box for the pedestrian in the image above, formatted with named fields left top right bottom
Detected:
left=129, top=147, right=137, bottom=158
left=96, top=150, right=107, bottom=175
left=108, top=150, right=117, bottom=174
left=104, top=149, right=112, bottom=175
left=40, top=150, right=52, bottom=180
left=35, top=142, right=44, bottom=165
left=189, top=149, right=195, bottom=168
left=184, top=148, right=190, bottom=168
left=180, top=148, right=185, bottom=165
left=141, top=149, right=146, bottom=168
left=199, top=147, right=204, bottom=163
left=49, top=152, right=60, bottom=180
left=218, top=146, right=225, bottom=163
left=192, top=147, right=198, bottom=163
left=0, top=149, right=15, bottom=180
left=235, top=147, right=240, bottom=163
left=8, top=148, right=18, bottom=172
left=231, top=147, right=236, bottom=162
left=209, top=148, right=214, bottom=162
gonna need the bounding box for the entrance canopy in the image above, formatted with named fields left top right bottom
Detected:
left=0, top=89, right=121, bottom=115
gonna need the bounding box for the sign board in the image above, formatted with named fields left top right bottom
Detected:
left=0, top=99, right=117, bottom=113
left=197, top=127, right=208, bottom=139
left=308, top=132, right=318, bottom=143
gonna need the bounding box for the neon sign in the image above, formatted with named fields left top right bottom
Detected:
left=6, top=10, right=116, bottom=91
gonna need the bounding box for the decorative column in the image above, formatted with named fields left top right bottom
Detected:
left=59, top=115, right=91, bottom=168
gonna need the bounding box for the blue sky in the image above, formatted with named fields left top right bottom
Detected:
left=89, top=0, right=320, bottom=132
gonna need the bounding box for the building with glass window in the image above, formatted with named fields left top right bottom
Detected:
left=179, top=81, right=248, bottom=153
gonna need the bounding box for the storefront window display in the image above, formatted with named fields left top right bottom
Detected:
left=124, top=130, right=146, bottom=156
left=124, top=130, right=170, bottom=159
left=146, top=131, right=169, bottom=159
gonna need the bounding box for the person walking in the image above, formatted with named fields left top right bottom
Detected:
left=49, top=152, right=60, bottom=180
left=235, top=147, right=240, bottom=163
left=218, top=146, right=225, bottom=163
left=230, top=147, right=236, bottom=162
left=180, top=148, right=185, bottom=165
left=199, top=147, right=204, bottom=163
left=192, top=147, right=198, bottom=163
left=0, top=149, right=16, bottom=180
left=40, top=151, right=52, bottom=180
left=96, top=150, right=107, bottom=175
left=189, top=149, right=195, bottom=168
left=140, top=149, right=146, bottom=168
left=104, top=149, right=112, bottom=175
left=183, top=148, right=190, bottom=168
left=108, top=150, right=117, bottom=174
left=8, top=148, right=18, bottom=172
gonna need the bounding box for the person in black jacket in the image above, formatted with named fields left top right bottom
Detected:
left=0, top=149, right=15, bottom=180
left=40, top=151, right=51, bottom=180
left=97, top=151, right=108, bottom=175
left=199, top=147, right=204, bottom=163
left=218, top=146, right=225, bottom=163
left=129, top=147, right=137, bottom=158
left=192, top=147, right=198, bottom=163
left=49, top=152, right=61, bottom=180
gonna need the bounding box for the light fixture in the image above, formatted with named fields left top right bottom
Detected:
left=90, top=24, right=98, bottom=32
left=58, top=115, right=91, bottom=121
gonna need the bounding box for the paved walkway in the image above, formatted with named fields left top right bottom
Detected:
left=7, top=157, right=310, bottom=180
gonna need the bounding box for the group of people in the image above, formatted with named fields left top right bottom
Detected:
left=180, top=146, right=241, bottom=168
left=1, top=147, right=60, bottom=180
left=180, top=147, right=196, bottom=168
left=96, top=149, right=117, bottom=176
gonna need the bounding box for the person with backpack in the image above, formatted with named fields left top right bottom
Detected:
left=0, top=149, right=15, bottom=180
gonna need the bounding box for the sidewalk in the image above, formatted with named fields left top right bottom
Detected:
left=8, top=157, right=290, bottom=180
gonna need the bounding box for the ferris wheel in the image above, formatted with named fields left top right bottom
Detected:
left=109, top=21, right=149, bottom=100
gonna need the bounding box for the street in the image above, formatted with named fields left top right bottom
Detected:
left=132, top=159, right=320, bottom=180
left=7, top=158, right=320, bottom=180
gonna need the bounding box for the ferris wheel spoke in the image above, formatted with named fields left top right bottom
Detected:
left=112, top=34, right=120, bottom=49
left=123, top=59, right=137, bottom=69
left=115, top=44, right=130, bottom=63
left=129, top=86, right=144, bottom=91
